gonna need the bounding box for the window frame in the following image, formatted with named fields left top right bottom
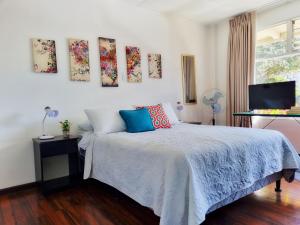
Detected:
left=256, top=18, right=300, bottom=63
left=255, top=18, right=300, bottom=105
left=254, top=17, right=300, bottom=84
left=292, top=17, right=300, bottom=51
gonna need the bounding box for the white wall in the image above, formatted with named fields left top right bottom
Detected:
left=0, top=0, right=209, bottom=189
left=257, top=0, right=300, bottom=31
left=208, top=0, right=300, bottom=153
left=206, top=21, right=229, bottom=125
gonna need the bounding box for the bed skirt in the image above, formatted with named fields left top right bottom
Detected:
left=207, top=169, right=295, bottom=214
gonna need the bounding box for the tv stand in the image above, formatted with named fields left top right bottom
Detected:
left=233, top=111, right=300, bottom=128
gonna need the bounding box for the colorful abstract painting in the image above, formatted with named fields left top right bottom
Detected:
left=32, top=38, right=57, bottom=73
left=99, top=37, right=118, bottom=87
left=126, top=46, right=142, bottom=83
left=68, top=39, right=90, bottom=81
left=148, top=54, right=162, bottom=79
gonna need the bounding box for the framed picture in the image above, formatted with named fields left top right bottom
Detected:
left=32, top=38, right=57, bottom=73
left=99, top=37, right=118, bottom=87
left=126, top=46, right=142, bottom=83
left=148, top=54, right=162, bottom=79
left=69, top=39, right=90, bottom=81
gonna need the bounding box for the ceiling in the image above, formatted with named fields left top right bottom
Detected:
left=127, top=0, right=294, bottom=24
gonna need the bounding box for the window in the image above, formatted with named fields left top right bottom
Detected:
left=255, top=19, right=300, bottom=105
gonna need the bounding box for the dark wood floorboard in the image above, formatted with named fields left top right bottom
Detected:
left=1, top=179, right=300, bottom=225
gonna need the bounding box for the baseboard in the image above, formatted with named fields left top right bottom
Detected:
left=0, top=172, right=298, bottom=195
left=0, top=182, right=37, bottom=195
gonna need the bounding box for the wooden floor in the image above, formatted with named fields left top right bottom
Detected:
left=1, top=179, right=300, bottom=225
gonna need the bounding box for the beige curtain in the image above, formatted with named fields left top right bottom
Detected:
left=226, top=12, right=256, bottom=127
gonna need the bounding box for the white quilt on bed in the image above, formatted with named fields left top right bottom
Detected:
left=80, top=124, right=300, bottom=225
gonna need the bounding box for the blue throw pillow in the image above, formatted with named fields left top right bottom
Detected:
left=119, top=108, right=155, bottom=133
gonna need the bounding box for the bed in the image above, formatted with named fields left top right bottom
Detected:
left=79, top=123, right=300, bottom=225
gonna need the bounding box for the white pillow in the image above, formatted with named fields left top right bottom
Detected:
left=84, top=107, right=126, bottom=134
left=161, top=102, right=180, bottom=124
left=78, top=121, right=93, bottom=131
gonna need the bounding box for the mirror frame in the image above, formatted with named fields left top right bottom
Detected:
left=181, top=54, right=197, bottom=105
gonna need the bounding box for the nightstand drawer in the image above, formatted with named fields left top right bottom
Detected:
left=40, top=140, right=78, bottom=157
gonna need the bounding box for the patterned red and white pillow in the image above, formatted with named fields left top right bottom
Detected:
left=137, top=104, right=172, bottom=129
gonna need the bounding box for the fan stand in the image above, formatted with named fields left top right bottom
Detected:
left=212, top=112, right=216, bottom=126
left=212, top=118, right=216, bottom=126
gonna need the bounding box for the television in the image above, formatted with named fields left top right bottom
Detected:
left=249, top=81, right=296, bottom=110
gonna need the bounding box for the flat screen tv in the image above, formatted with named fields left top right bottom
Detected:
left=249, top=81, right=296, bottom=110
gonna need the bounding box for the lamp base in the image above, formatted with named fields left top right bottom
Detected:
left=39, top=135, right=55, bottom=140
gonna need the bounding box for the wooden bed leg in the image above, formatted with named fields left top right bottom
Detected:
left=275, top=179, right=282, bottom=193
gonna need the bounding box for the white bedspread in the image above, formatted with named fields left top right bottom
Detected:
left=80, top=124, right=300, bottom=225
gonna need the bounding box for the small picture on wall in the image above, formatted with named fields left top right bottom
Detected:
left=69, top=39, right=90, bottom=81
left=99, top=37, right=118, bottom=87
left=126, top=46, right=142, bottom=83
left=32, top=38, right=57, bottom=73
left=148, top=54, right=162, bottom=79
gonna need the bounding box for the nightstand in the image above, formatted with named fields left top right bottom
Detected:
left=32, top=135, right=81, bottom=194
left=185, top=121, right=202, bottom=125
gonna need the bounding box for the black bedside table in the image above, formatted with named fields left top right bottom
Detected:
left=184, top=121, right=202, bottom=125
left=32, top=135, right=81, bottom=194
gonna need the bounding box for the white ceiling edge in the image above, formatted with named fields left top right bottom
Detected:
left=126, top=0, right=297, bottom=25
left=179, top=0, right=296, bottom=25
left=256, top=0, right=295, bottom=14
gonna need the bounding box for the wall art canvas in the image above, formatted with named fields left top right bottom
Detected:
left=126, top=46, right=142, bottom=83
left=99, top=37, right=118, bottom=87
left=68, top=39, right=90, bottom=81
left=32, top=38, right=57, bottom=73
left=148, top=54, right=162, bottom=79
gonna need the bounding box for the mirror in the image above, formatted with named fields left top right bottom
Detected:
left=181, top=55, right=197, bottom=104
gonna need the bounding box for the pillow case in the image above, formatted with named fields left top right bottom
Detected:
left=119, top=108, right=155, bottom=133
left=137, top=104, right=172, bottom=129
left=84, top=107, right=126, bottom=134
left=78, top=121, right=93, bottom=131
left=161, top=102, right=180, bottom=124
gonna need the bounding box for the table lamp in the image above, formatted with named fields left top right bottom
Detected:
left=39, top=106, right=59, bottom=140
left=176, top=101, right=183, bottom=121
